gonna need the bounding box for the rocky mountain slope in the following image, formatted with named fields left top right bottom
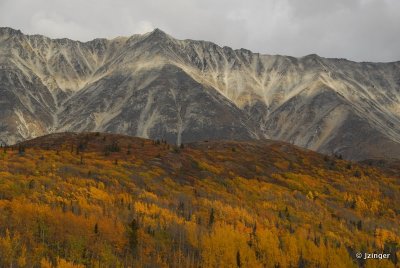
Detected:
left=1, top=27, right=400, bottom=160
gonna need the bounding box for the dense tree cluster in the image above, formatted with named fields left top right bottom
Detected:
left=0, top=134, right=399, bottom=267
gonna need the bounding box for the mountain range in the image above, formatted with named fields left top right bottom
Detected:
left=1, top=26, right=400, bottom=160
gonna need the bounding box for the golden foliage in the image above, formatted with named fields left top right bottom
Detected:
left=0, top=134, right=398, bottom=267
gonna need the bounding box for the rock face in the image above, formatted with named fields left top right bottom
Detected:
left=1, top=27, right=400, bottom=160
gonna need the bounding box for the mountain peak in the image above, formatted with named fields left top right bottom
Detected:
left=146, top=28, right=171, bottom=40
left=0, top=27, right=23, bottom=36
left=152, top=28, right=166, bottom=34
left=303, top=53, right=321, bottom=59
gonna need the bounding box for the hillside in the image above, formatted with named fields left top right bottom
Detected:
left=0, top=132, right=399, bottom=267
left=1, top=27, right=400, bottom=160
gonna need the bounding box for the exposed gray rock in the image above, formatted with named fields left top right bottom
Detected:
left=1, top=27, right=399, bottom=160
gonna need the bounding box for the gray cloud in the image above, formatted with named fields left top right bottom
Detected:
left=0, top=0, right=399, bottom=62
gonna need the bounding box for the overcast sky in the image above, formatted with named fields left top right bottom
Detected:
left=1, top=0, right=399, bottom=62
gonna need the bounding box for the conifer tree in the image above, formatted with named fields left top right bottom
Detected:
left=209, top=208, right=215, bottom=228
left=236, top=250, right=241, bottom=268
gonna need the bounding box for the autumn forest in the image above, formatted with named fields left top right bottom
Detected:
left=0, top=132, right=399, bottom=268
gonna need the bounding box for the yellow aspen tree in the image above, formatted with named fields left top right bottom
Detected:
left=0, top=230, right=13, bottom=267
